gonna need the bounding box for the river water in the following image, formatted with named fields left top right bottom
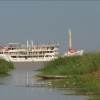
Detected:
left=0, top=62, right=88, bottom=100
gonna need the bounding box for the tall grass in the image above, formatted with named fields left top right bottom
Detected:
left=39, top=52, right=100, bottom=100
left=40, top=52, right=100, bottom=75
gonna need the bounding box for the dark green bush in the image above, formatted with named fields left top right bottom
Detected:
left=0, top=59, right=14, bottom=75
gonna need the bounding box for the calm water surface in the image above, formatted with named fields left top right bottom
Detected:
left=0, top=62, right=88, bottom=100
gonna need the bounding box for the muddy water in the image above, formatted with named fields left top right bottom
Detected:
left=0, top=62, right=88, bottom=100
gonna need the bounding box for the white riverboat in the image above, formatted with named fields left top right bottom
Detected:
left=0, top=41, right=59, bottom=62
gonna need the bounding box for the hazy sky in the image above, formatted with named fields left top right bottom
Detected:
left=0, top=1, right=100, bottom=53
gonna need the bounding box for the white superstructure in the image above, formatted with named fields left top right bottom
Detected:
left=64, top=29, right=84, bottom=56
left=0, top=41, right=59, bottom=62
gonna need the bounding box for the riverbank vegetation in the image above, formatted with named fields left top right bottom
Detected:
left=0, top=59, right=14, bottom=76
left=39, top=52, right=100, bottom=100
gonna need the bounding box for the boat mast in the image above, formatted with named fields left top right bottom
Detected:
left=31, top=40, right=33, bottom=60
left=27, top=40, right=29, bottom=57
left=68, top=29, right=72, bottom=49
left=31, top=40, right=33, bottom=51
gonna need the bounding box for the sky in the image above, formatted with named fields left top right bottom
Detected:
left=0, top=1, right=100, bottom=53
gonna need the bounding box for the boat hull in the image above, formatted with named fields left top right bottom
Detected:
left=0, top=54, right=57, bottom=62
left=64, top=50, right=84, bottom=56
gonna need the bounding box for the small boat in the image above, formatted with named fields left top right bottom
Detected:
left=65, top=48, right=84, bottom=56
left=64, top=29, right=84, bottom=56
